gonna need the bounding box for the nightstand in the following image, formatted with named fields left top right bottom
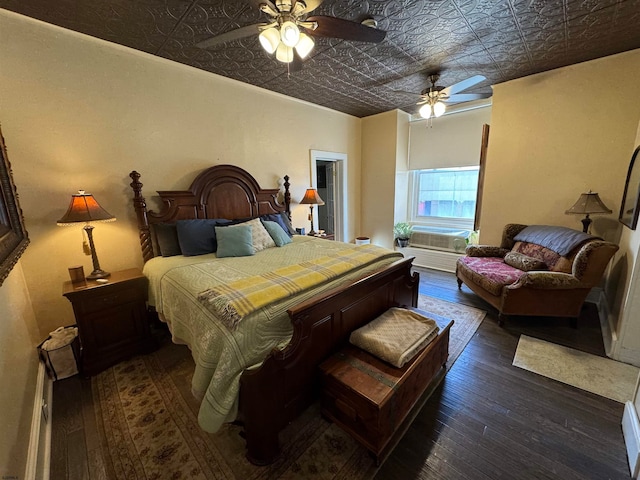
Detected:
left=308, top=233, right=335, bottom=240
left=62, top=268, right=156, bottom=376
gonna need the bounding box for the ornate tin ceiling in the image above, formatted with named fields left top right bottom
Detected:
left=2, top=0, right=639, bottom=117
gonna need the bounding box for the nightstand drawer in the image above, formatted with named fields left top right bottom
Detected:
left=75, top=287, right=141, bottom=314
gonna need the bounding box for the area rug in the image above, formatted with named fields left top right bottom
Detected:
left=513, top=335, right=639, bottom=403
left=92, top=295, right=485, bottom=480
left=418, top=296, right=486, bottom=370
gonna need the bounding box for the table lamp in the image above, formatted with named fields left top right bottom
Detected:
left=565, top=190, right=612, bottom=233
left=299, top=188, right=324, bottom=235
left=57, top=190, right=115, bottom=279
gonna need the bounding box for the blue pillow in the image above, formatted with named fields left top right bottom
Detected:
left=215, top=225, right=255, bottom=257
left=175, top=219, right=231, bottom=256
left=262, top=221, right=293, bottom=247
left=154, top=223, right=182, bottom=257
left=260, top=213, right=294, bottom=237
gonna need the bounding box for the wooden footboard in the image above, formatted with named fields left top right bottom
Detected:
left=238, top=256, right=419, bottom=465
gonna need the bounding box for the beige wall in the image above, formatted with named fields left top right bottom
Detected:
left=482, top=49, right=640, bottom=245
left=361, top=110, right=410, bottom=248
left=0, top=10, right=362, bottom=338
left=0, top=262, right=40, bottom=477
left=610, top=121, right=640, bottom=365
left=483, top=49, right=640, bottom=363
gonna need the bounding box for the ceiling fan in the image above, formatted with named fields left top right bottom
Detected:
left=416, top=74, right=489, bottom=119
left=195, top=0, right=386, bottom=65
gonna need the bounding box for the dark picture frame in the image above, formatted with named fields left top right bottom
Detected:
left=619, top=146, right=640, bottom=230
left=0, top=125, right=29, bottom=286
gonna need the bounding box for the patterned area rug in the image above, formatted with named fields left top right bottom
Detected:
left=92, top=295, right=485, bottom=479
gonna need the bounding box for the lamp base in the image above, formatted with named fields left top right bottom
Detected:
left=87, top=269, right=110, bottom=280
left=581, top=215, right=592, bottom=234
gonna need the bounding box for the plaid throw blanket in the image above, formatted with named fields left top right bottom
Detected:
left=198, top=245, right=396, bottom=331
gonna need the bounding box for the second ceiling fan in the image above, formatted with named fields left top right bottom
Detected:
left=416, top=74, right=489, bottom=119
left=196, top=0, right=386, bottom=64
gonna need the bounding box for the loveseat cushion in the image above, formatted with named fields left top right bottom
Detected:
left=457, top=256, right=525, bottom=296
left=512, top=241, right=572, bottom=273
left=504, top=251, right=547, bottom=272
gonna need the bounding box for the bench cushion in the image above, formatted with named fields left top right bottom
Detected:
left=350, top=308, right=439, bottom=368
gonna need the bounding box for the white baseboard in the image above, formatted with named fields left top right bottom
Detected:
left=396, top=246, right=462, bottom=273
left=24, top=362, right=52, bottom=480
left=623, top=401, right=640, bottom=478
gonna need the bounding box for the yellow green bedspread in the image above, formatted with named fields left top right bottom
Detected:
left=142, top=235, right=403, bottom=433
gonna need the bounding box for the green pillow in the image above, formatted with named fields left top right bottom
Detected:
left=215, top=225, right=255, bottom=257
left=263, top=220, right=293, bottom=247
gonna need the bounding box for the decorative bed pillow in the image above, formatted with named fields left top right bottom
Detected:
left=260, top=213, right=293, bottom=237
left=176, top=219, right=231, bottom=256
left=262, top=220, right=292, bottom=247
left=154, top=223, right=182, bottom=257
left=234, top=217, right=276, bottom=252
left=215, top=225, right=255, bottom=258
left=278, top=213, right=297, bottom=236
left=349, top=307, right=439, bottom=368
left=504, top=251, right=547, bottom=272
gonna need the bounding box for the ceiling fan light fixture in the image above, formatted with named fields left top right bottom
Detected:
left=280, top=20, right=300, bottom=47
left=419, top=104, right=432, bottom=119
left=433, top=101, right=446, bottom=117
left=275, top=43, right=294, bottom=63
left=295, top=32, right=314, bottom=59
left=259, top=27, right=280, bottom=54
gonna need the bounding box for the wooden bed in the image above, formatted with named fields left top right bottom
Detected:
left=129, top=164, right=419, bottom=465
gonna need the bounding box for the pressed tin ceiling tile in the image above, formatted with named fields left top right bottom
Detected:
left=2, top=0, right=639, bottom=117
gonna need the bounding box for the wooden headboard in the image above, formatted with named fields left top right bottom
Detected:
left=129, top=164, right=291, bottom=262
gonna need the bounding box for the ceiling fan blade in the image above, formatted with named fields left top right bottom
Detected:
left=195, top=24, right=264, bottom=49
left=299, top=0, right=324, bottom=13
left=306, top=16, right=386, bottom=43
left=441, top=75, right=486, bottom=96
left=445, top=93, right=490, bottom=103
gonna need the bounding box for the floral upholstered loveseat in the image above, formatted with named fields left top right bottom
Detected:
left=455, top=224, right=619, bottom=326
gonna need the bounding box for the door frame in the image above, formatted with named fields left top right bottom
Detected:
left=310, top=150, right=347, bottom=242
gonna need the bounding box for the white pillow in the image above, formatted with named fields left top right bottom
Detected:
left=233, top=217, right=275, bottom=252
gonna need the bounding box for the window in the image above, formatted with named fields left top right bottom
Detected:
left=411, top=167, right=479, bottom=230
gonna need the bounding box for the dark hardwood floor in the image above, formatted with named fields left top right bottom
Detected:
left=51, top=267, right=631, bottom=479
left=374, top=267, right=629, bottom=480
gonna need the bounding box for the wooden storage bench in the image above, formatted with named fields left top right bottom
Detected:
left=319, top=311, right=453, bottom=463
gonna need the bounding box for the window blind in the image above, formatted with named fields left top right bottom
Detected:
left=408, top=106, right=492, bottom=170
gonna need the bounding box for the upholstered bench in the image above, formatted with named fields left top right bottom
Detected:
left=319, top=309, right=453, bottom=464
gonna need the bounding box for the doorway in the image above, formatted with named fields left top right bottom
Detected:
left=316, top=161, right=335, bottom=235
left=310, top=150, right=347, bottom=242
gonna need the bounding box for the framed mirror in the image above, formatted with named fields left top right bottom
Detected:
left=620, top=146, right=640, bottom=230
left=0, top=125, right=29, bottom=286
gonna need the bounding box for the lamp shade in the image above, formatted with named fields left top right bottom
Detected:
left=433, top=101, right=446, bottom=117
left=275, top=43, right=294, bottom=63
left=419, top=104, right=432, bottom=119
left=280, top=20, right=300, bottom=47
left=57, top=190, right=115, bottom=225
left=299, top=188, right=325, bottom=206
left=259, top=27, right=280, bottom=54
left=295, top=32, right=315, bottom=59
left=565, top=191, right=612, bottom=215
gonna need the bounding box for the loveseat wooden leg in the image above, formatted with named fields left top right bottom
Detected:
left=498, top=313, right=507, bottom=327
left=456, top=277, right=463, bottom=289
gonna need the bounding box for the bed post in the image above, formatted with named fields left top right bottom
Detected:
left=283, top=174, right=291, bottom=218
left=129, top=171, right=155, bottom=262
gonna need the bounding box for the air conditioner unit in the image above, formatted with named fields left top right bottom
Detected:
left=410, top=228, right=468, bottom=253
